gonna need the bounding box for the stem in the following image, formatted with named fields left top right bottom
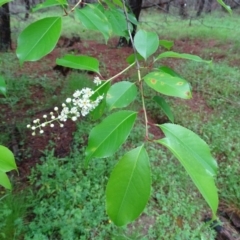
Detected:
left=71, top=0, right=83, bottom=12
left=138, top=70, right=149, bottom=139
left=121, top=0, right=140, bottom=70
left=105, top=61, right=136, bottom=83
left=93, top=62, right=136, bottom=99
left=121, top=0, right=149, bottom=139
left=64, top=0, right=83, bottom=15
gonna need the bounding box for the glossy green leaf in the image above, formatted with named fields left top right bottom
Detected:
left=128, top=13, right=138, bottom=26
left=0, top=145, right=17, bottom=172
left=155, top=51, right=211, bottom=64
left=16, top=17, right=62, bottom=64
left=32, top=0, right=68, bottom=12
left=134, top=30, right=159, bottom=60
left=126, top=53, right=144, bottom=64
left=143, top=71, right=192, bottom=99
left=156, top=123, right=218, bottom=216
left=0, top=171, right=12, bottom=189
left=105, top=8, right=130, bottom=38
left=159, top=66, right=182, bottom=78
left=90, top=81, right=111, bottom=120
left=217, top=0, right=232, bottom=14
left=0, top=76, right=7, bottom=97
left=106, top=81, right=137, bottom=110
left=56, top=54, right=99, bottom=73
left=106, top=145, right=151, bottom=226
left=159, top=40, right=174, bottom=50
left=0, top=0, right=12, bottom=6
left=153, top=96, right=174, bottom=123
left=75, top=4, right=112, bottom=42
left=85, top=111, right=137, bottom=165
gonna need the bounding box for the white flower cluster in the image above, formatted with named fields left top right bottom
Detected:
left=27, top=81, right=103, bottom=136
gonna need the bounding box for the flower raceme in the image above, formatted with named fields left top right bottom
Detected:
left=27, top=78, right=103, bottom=136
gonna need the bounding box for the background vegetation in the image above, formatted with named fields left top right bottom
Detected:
left=0, top=3, right=239, bottom=240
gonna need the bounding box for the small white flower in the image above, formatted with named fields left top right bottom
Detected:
left=72, top=98, right=81, bottom=106
left=81, top=99, right=91, bottom=109
left=33, top=119, right=37, bottom=124
left=31, top=126, right=36, bottom=130
left=54, top=107, right=58, bottom=111
left=72, top=116, right=77, bottom=121
left=70, top=107, right=78, bottom=114
left=81, top=109, right=89, bottom=116
left=32, top=132, right=36, bottom=136
left=73, top=90, right=82, bottom=98
left=50, top=124, right=54, bottom=127
left=41, top=123, right=46, bottom=127
left=62, top=103, right=66, bottom=107
left=27, top=124, right=31, bottom=128
left=40, top=130, right=44, bottom=134
left=98, top=95, right=104, bottom=100
left=60, top=124, right=64, bottom=128
left=82, top=88, right=94, bottom=98
left=50, top=112, right=53, bottom=115
left=59, top=114, right=67, bottom=122
left=93, top=76, right=101, bottom=86
left=43, top=115, right=47, bottom=118
left=51, top=115, right=55, bottom=120
left=61, top=107, right=69, bottom=115
left=66, top=98, right=72, bottom=103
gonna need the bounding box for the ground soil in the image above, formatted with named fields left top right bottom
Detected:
left=3, top=37, right=240, bottom=239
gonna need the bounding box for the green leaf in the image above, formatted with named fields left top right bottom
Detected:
left=155, top=51, right=212, bottom=64
left=0, top=145, right=17, bottom=172
left=32, top=0, right=68, bottom=12
left=134, top=30, right=159, bottom=60
left=56, top=55, right=99, bottom=73
left=217, top=0, right=232, bottom=14
left=16, top=17, right=62, bottom=64
left=126, top=53, right=144, bottom=64
left=90, top=81, right=111, bottom=120
left=85, top=111, right=137, bottom=165
left=0, top=171, right=12, bottom=189
left=113, top=0, right=123, bottom=8
left=0, top=0, right=12, bottom=6
left=106, top=145, right=151, bottom=226
left=159, top=66, right=182, bottom=78
left=106, top=81, right=137, bottom=110
left=153, top=96, right=174, bottom=123
left=0, top=76, right=7, bottom=97
left=156, top=123, right=218, bottom=216
left=143, top=71, right=192, bottom=99
left=159, top=40, right=174, bottom=50
left=75, top=4, right=112, bottom=43
left=105, top=8, right=130, bottom=38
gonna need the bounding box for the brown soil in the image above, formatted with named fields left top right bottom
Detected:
left=2, top=37, right=240, bottom=239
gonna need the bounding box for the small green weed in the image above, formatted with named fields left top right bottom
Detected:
left=0, top=190, right=29, bottom=240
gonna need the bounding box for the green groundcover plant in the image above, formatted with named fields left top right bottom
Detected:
left=0, top=0, right=232, bottom=228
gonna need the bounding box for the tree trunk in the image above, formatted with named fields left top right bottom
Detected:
left=196, top=0, right=205, bottom=16
left=0, top=3, right=11, bottom=51
left=206, top=0, right=213, bottom=13
left=179, top=0, right=187, bottom=18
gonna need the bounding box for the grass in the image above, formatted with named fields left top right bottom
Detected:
left=0, top=189, right=29, bottom=239
left=141, top=9, right=240, bottom=43
left=1, top=4, right=240, bottom=239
